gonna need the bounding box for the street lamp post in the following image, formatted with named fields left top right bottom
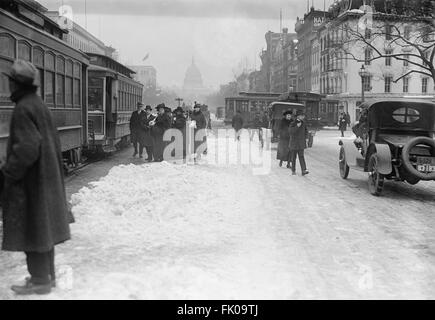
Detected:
left=175, top=97, right=183, bottom=108
left=358, top=64, right=368, bottom=104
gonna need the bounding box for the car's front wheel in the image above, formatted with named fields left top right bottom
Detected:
left=368, top=152, right=384, bottom=196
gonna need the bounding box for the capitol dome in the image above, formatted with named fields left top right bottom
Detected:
left=183, top=57, right=203, bottom=90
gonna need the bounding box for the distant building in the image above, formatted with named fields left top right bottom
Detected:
left=182, top=57, right=211, bottom=102
left=128, top=65, right=157, bottom=92
left=45, top=11, right=118, bottom=59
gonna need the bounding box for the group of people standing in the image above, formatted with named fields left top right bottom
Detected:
left=129, top=102, right=209, bottom=162
left=276, top=110, right=310, bottom=176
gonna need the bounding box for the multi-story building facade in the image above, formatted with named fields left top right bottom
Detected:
left=259, top=29, right=297, bottom=93
left=295, top=7, right=328, bottom=92
left=128, top=65, right=156, bottom=92
left=46, top=11, right=117, bottom=59
left=317, top=0, right=435, bottom=125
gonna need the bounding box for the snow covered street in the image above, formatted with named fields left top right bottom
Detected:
left=1, top=129, right=435, bottom=299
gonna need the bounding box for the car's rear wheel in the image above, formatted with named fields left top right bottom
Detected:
left=401, top=137, right=435, bottom=180
left=339, top=146, right=349, bottom=179
left=368, top=153, right=384, bottom=196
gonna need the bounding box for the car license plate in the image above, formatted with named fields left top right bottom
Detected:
left=417, top=164, right=435, bottom=172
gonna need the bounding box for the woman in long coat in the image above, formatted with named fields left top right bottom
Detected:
left=1, top=60, right=72, bottom=295
left=277, top=110, right=293, bottom=168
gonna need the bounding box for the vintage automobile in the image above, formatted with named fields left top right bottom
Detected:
left=269, top=101, right=315, bottom=147
left=338, top=99, right=435, bottom=196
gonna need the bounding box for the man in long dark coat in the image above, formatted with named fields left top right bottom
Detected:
left=289, top=111, right=309, bottom=176
left=151, top=103, right=172, bottom=161
left=138, top=105, right=155, bottom=161
left=0, top=60, right=71, bottom=295
left=172, top=107, right=187, bottom=159
left=277, top=110, right=293, bottom=168
left=129, top=102, right=143, bottom=157
left=191, top=103, right=207, bottom=160
left=232, top=110, right=244, bottom=140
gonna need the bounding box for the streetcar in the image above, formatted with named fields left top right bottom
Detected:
left=224, top=92, right=281, bottom=127
left=0, top=1, right=89, bottom=167
left=86, top=53, right=143, bottom=153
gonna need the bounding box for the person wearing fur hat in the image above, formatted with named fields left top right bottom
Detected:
left=0, top=60, right=73, bottom=295
left=289, top=110, right=309, bottom=176
left=151, top=103, right=172, bottom=161
left=277, top=110, right=293, bottom=168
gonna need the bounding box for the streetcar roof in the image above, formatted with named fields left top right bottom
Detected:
left=269, top=102, right=305, bottom=109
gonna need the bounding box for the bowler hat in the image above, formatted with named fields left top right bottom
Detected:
left=283, top=110, right=292, bottom=116
left=145, top=105, right=152, bottom=111
left=156, top=103, right=165, bottom=110
left=2, top=59, right=40, bottom=87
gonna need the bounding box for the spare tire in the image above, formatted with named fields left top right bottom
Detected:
left=401, top=136, right=435, bottom=180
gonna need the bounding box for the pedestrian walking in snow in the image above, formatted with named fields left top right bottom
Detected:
left=172, top=107, right=187, bottom=159
left=289, top=110, right=309, bottom=176
left=277, top=110, right=293, bottom=168
left=232, top=110, right=244, bottom=141
left=129, top=102, right=144, bottom=157
left=338, top=110, right=348, bottom=137
left=138, top=105, right=155, bottom=161
left=151, top=103, right=172, bottom=161
left=0, top=60, right=73, bottom=295
left=191, top=103, right=207, bottom=160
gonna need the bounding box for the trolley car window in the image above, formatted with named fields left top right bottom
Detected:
left=73, top=79, right=81, bottom=107
left=45, top=71, right=54, bottom=104
left=56, top=56, right=65, bottom=74
left=32, top=47, right=44, bottom=67
left=65, top=77, right=72, bottom=106
left=66, top=60, right=73, bottom=76
left=88, top=77, right=104, bottom=111
left=18, top=41, right=31, bottom=61
left=56, top=74, right=64, bottom=106
left=0, top=34, right=16, bottom=58
left=0, top=60, right=12, bottom=103
left=45, top=52, right=55, bottom=70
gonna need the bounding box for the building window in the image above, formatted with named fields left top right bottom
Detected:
left=385, top=25, right=392, bottom=40
left=422, top=77, right=428, bottom=93
left=363, top=75, right=371, bottom=91
left=56, top=74, right=64, bottom=106
left=364, top=47, right=372, bottom=65
left=403, top=77, right=409, bottom=93
left=18, top=41, right=31, bottom=61
left=404, top=25, right=411, bottom=40
left=384, top=76, right=392, bottom=93
left=385, top=49, right=392, bottom=66
left=0, top=33, right=16, bottom=58
left=365, top=28, right=371, bottom=39
left=45, top=71, right=55, bottom=103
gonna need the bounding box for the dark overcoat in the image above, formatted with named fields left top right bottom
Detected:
left=191, top=110, right=207, bottom=153
left=1, top=89, right=71, bottom=252
left=277, top=118, right=292, bottom=161
left=338, top=114, right=347, bottom=132
left=288, top=120, right=308, bottom=150
left=172, top=114, right=187, bottom=157
left=232, top=114, right=244, bottom=131
left=138, top=112, right=155, bottom=147
left=152, top=113, right=172, bottom=160
left=129, top=110, right=141, bottom=144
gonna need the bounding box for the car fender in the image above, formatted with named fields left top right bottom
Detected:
left=338, top=139, right=361, bottom=167
left=369, top=143, right=392, bottom=175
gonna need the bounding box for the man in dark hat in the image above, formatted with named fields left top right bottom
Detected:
left=138, top=105, right=155, bottom=161
left=172, top=107, right=187, bottom=159
left=289, top=110, right=309, bottom=176
left=130, top=102, right=145, bottom=157
left=151, top=103, right=172, bottom=161
left=0, top=60, right=72, bottom=295
left=190, top=103, right=207, bottom=161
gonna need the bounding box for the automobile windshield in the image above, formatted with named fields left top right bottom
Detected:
left=368, top=101, right=435, bottom=132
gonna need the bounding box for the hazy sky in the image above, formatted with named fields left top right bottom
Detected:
left=39, top=0, right=335, bottom=89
